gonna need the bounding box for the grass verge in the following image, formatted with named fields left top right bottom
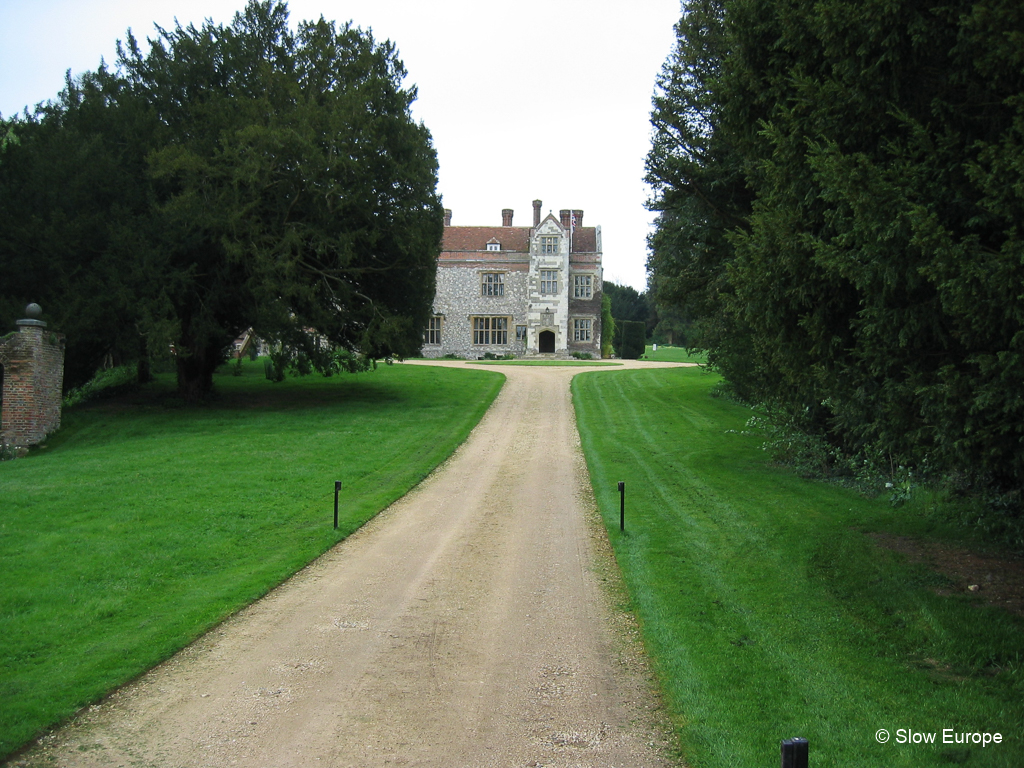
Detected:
left=641, top=344, right=707, bottom=364
left=572, top=366, right=1023, bottom=768
left=0, top=359, right=503, bottom=759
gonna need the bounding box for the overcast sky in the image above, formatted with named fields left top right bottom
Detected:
left=0, top=0, right=680, bottom=291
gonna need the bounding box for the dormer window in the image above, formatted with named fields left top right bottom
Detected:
left=486, top=239, right=501, bottom=251
left=540, top=235, right=559, bottom=254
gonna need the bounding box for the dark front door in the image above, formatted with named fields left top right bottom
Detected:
left=539, top=330, right=555, bottom=353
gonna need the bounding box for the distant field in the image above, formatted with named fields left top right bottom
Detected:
left=573, top=366, right=1023, bottom=768
left=0, top=360, right=503, bottom=759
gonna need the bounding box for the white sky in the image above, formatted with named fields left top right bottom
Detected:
left=0, top=0, right=680, bottom=291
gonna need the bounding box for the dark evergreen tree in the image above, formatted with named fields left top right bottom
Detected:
left=0, top=0, right=443, bottom=401
left=647, top=0, right=1024, bottom=501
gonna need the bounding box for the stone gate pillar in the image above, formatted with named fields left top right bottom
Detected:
left=0, top=303, right=66, bottom=450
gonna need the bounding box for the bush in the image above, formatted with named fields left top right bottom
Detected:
left=62, top=364, right=138, bottom=407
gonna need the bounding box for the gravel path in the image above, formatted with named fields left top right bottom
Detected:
left=12, top=361, right=686, bottom=768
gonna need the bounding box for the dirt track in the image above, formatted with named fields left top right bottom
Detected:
left=11, top=360, right=686, bottom=768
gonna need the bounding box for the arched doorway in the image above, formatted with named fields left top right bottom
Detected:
left=539, top=330, right=555, bottom=353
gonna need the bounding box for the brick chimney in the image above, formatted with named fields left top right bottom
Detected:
left=533, top=199, right=542, bottom=227
left=443, top=209, right=452, bottom=227
left=572, top=209, right=583, bottom=227
left=502, top=208, right=513, bottom=227
left=559, top=209, right=571, bottom=229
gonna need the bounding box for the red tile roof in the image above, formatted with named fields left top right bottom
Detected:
left=442, top=226, right=531, bottom=253
left=441, top=226, right=599, bottom=254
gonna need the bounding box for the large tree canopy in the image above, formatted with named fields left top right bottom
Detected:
left=647, top=0, right=1024, bottom=501
left=0, top=0, right=443, bottom=401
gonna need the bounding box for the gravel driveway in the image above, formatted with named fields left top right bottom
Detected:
left=12, top=360, right=686, bottom=768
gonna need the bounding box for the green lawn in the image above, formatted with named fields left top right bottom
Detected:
left=474, top=359, right=620, bottom=366
left=572, top=366, right=1023, bottom=768
left=0, top=360, right=503, bottom=759
left=642, top=344, right=707, bottom=364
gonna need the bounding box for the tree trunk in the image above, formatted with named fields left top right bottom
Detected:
left=175, top=343, right=219, bottom=404
left=137, top=335, right=154, bottom=385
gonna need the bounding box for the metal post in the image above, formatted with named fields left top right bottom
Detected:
left=617, top=481, right=625, bottom=532
left=781, top=738, right=808, bottom=768
left=334, top=481, right=341, bottom=530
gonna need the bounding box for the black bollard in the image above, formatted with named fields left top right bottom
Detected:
left=781, top=738, right=808, bottom=768
left=617, top=481, right=625, bottom=532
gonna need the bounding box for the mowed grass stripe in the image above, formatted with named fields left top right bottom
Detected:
left=0, top=361, right=503, bottom=759
left=572, top=367, right=1023, bottom=768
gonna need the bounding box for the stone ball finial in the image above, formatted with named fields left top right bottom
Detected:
left=25, top=303, right=42, bottom=319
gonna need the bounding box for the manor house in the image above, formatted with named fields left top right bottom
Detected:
left=423, top=200, right=603, bottom=358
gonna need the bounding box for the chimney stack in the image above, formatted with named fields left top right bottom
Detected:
left=559, top=209, right=571, bottom=229
left=533, top=199, right=542, bottom=227
left=443, top=209, right=452, bottom=227
left=502, top=208, right=513, bottom=227
left=572, top=209, right=583, bottom=228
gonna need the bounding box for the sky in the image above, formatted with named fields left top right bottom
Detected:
left=0, top=0, right=681, bottom=291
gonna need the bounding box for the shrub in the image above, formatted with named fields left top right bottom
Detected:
left=62, top=364, right=138, bottom=407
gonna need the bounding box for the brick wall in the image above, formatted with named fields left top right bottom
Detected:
left=0, top=319, right=66, bottom=449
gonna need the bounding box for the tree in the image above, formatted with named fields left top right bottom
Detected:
left=603, top=281, right=651, bottom=326
left=645, top=0, right=756, bottom=380
left=0, top=70, right=157, bottom=389
left=0, top=1, right=443, bottom=402
left=647, top=0, right=1024, bottom=502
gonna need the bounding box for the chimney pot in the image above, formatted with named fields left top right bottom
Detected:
left=572, top=209, right=583, bottom=228
left=559, top=209, right=571, bottom=229
left=502, top=208, right=513, bottom=227
left=532, top=199, right=542, bottom=227
left=443, top=209, right=452, bottom=227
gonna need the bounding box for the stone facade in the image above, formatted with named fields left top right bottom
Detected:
left=0, top=304, right=65, bottom=450
left=424, top=201, right=603, bottom=359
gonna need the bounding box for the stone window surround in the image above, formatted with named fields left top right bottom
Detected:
left=573, top=317, right=593, bottom=342
left=539, top=269, right=559, bottom=295
left=424, top=315, right=443, bottom=345
left=573, top=274, right=593, bottom=299
left=472, top=315, right=510, bottom=345
left=481, top=272, right=505, bottom=297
